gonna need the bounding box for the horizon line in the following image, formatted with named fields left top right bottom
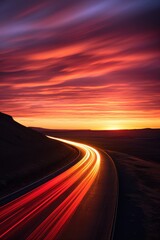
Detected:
left=30, top=127, right=160, bottom=131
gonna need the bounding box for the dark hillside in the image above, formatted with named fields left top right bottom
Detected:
left=0, top=113, right=76, bottom=197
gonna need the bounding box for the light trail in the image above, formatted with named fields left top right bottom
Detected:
left=0, top=136, right=101, bottom=240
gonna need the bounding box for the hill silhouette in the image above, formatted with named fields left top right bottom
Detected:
left=0, top=112, right=75, bottom=197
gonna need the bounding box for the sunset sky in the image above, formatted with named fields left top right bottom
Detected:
left=1, top=0, right=160, bottom=130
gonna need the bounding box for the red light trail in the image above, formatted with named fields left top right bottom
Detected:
left=0, top=136, right=101, bottom=239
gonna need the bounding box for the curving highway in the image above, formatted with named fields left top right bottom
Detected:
left=0, top=136, right=101, bottom=240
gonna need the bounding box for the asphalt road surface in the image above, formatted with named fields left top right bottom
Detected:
left=0, top=136, right=118, bottom=240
